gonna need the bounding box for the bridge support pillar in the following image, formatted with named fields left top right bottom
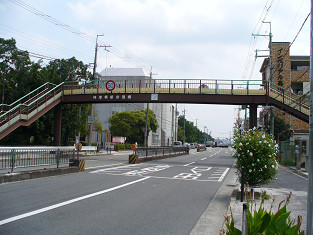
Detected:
left=54, top=104, right=62, bottom=146
left=249, top=104, right=258, bottom=129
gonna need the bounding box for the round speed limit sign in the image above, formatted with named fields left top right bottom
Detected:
left=106, top=80, right=116, bottom=91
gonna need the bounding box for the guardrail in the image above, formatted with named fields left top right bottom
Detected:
left=0, top=146, right=75, bottom=173
left=136, top=146, right=189, bottom=159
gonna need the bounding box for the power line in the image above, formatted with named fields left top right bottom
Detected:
left=272, top=12, right=310, bottom=76
left=9, top=0, right=151, bottom=73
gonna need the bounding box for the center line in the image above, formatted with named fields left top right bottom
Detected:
left=0, top=177, right=150, bottom=226
left=184, top=162, right=195, bottom=166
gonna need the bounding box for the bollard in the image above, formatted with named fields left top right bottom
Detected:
left=129, top=154, right=138, bottom=164
left=69, top=159, right=85, bottom=172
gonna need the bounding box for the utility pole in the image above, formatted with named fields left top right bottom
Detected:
left=307, top=1, right=313, bottom=233
left=253, top=21, right=274, bottom=134
left=183, top=109, right=186, bottom=144
left=88, top=34, right=104, bottom=146
left=144, top=67, right=154, bottom=147
left=175, top=103, right=178, bottom=141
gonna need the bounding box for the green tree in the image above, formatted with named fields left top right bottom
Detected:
left=274, top=116, right=291, bottom=141
left=0, top=37, right=91, bottom=146
left=109, top=109, right=158, bottom=144
left=177, top=115, right=207, bottom=143
left=264, top=115, right=292, bottom=141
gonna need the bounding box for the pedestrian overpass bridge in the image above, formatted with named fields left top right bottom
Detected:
left=0, top=79, right=309, bottom=143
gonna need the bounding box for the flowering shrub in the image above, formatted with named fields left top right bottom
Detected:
left=233, top=127, right=279, bottom=186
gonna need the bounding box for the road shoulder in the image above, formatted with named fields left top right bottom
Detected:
left=190, top=167, right=237, bottom=235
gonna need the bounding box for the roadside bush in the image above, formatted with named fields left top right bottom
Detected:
left=233, top=127, right=279, bottom=186
left=222, top=193, right=304, bottom=234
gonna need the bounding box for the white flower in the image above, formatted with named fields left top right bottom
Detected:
left=272, top=165, right=275, bottom=168
left=249, top=169, right=252, bottom=173
left=252, top=163, right=254, bottom=166
left=249, top=152, right=253, bottom=157
left=257, top=159, right=260, bottom=162
left=239, top=143, right=243, bottom=146
left=265, top=165, right=267, bottom=168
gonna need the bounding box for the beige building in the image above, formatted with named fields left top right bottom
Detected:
left=259, top=42, right=310, bottom=155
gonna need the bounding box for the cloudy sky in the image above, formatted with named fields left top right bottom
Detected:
left=0, top=0, right=311, bottom=138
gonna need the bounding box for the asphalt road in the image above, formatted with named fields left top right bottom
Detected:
left=0, top=147, right=235, bottom=235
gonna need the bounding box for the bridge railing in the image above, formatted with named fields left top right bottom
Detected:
left=63, top=79, right=309, bottom=115
left=268, top=82, right=309, bottom=115
left=0, top=83, right=64, bottom=134
left=63, top=79, right=266, bottom=95
left=0, top=146, right=75, bottom=173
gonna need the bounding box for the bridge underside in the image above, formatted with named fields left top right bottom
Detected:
left=62, top=93, right=308, bottom=123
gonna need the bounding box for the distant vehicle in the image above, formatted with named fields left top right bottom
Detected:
left=205, top=141, right=214, bottom=147
left=173, top=141, right=183, bottom=146
left=183, top=142, right=191, bottom=149
left=214, top=140, right=228, bottom=148
left=190, top=143, right=197, bottom=149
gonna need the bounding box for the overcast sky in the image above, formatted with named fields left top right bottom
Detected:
left=0, top=0, right=311, bottom=138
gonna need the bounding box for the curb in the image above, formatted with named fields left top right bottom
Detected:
left=0, top=166, right=80, bottom=184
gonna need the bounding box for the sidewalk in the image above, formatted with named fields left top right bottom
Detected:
left=222, top=166, right=308, bottom=233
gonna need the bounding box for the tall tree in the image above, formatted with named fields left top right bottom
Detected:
left=109, top=109, right=158, bottom=144
left=177, top=115, right=208, bottom=143
left=0, top=38, right=91, bottom=146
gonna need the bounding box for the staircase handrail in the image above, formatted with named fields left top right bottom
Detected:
left=0, top=82, right=64, bottom=122
left=0, top=82, right=57, bottom=112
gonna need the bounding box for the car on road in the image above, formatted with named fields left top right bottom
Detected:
left=173, top=141, right=183, bottom=146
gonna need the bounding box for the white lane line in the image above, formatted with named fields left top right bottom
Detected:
left=85, top=163, right=124, bottom=170
left=90, top=164, right=143, bottom=173
left=201, top=158, right=206, bottom=160
left=0, top=177, right=150, bottom=226
left=184, top=162, right=195, bottom=166
left=218, top=168, right=230, bottom=182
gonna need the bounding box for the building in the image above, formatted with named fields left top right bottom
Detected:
left=259, top=42, right=309, bottom=155
left=92, top=68, right=177, bottom=147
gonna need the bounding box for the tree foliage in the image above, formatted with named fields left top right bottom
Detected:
left=0, top=37, right=91, bottom=146
left=109, top=109, right=158, bottom=144
left=177, top=115, right=212, bottom=143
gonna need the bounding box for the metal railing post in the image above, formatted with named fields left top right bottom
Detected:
left=56, top=149, right=60, bottom=168
left=215, top=80, right=218, bottom=94
left=169, top=80, right=171, bottom=93
left=11, top=149, right=15, bottom=173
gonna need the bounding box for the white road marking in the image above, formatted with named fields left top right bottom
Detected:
left=0, top=177, right=150, bottom=226
left=90, top=164, right=143, bottom=173
left=85, top=163, right=124, bottom=170
left=218, top=168, right=230, bottom=181
left=184, top=162, right=195, bottom=166
left=201, top=158, right=206, bottom=160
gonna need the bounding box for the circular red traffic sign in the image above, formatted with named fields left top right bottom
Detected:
left=106, top=80, right=115, bottom=91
